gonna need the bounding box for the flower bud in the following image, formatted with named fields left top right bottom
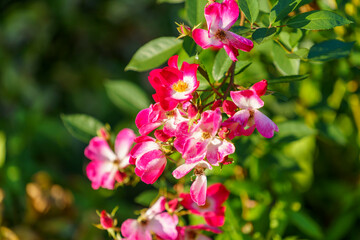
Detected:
left=212, top=100, right=222, bottom=110
left=222, top=100, right=237, bottom=116
left=187, top=104, right=198, bottom=118
left=97, top=127, right=110, bottom=141
left=100, top=210, right=114, bottom=229
left=176, top=23, right=192, bottom=38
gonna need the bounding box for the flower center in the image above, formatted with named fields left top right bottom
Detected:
left=198, top=199, right=210, bottom=209
left=172, top=81, right=188, bottom=92
left=202, top=132, right=211, bottom=139
left=247, top=110, right=255, bottom=127
left=215, top=29, right=227, bottom=41
left=194, top=167, right=204, bottom=176
left=165, top=110, right=175, bottom=118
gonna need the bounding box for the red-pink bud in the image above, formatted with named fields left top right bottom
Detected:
left=115, top=171, right=127, bottom=183
left=168, top=199, right=179, bottom=212
left=100, top=210, right=114, bottom=229
left=218, top=126, right=229, bottom=139
left=187, top=104, right=198, bottom=118
left=155, top=130, right=171, bottom=142
left=212, top=100, right=222, bottom=110
left=222, top=100, right=238, bottom=116
left=97, top=127, right=110, bottom=140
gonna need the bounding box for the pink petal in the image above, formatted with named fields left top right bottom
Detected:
left=222, top=109, right=252, bottom=139
left=223, top=44, right=239, bottom=62
left=100, top=210, right=113, bottom=229
left=254, top=110, right=279, bottom=138
left=146, top=196, right=166, bottom=217
left=115, top=128, right=136, bottom=160
left=226, top=31, right=254, bottom=52
left=204, top=2, right=221, bottom=34
left=121, top=219, right=152, bottom=240
left=135, top=150, right=166, bottom=184
left=197, top=109, right=222, bottom=137
left=160, top=67, right=183, bottom=86
left=154, top=130, right=171, bottom=142
left=219, top=0, right=239, bottom=30
left=181, top=61, right=199, bottom=93
left=190, top=174, right=208, bottom=206
left=182, top=138, right=209, bottom=163
left=172, top=162, right=198, bottom=179
left=179, top=192, right=200, bottom=214
left=86, top=161, right=117, bottom=190
left=230, top=90, right=264, bottom=109
left=189, top=224, right=222, bottom=234
left=168, top=55, right=179, bottom=69
left=250, top=79, right=268, bottom=97
left=149, top=213, right=179, bottom=240
left=148, top=69, right=164, bottom=90
left=206, top=183, right=230, bottom=206
left=203, top=206, right=226, bottom=226
left=135, top=107, right=151, bottom=130
left=206, top=138, right=235, bottom=165
left=222, top=100, right=238, bottom=116
left=193, top=29, right=223, bottom=49
left=84, top=137, right=116, bottom=162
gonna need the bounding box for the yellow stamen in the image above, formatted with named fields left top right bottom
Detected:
left=172, top=81, right=188, bottom=92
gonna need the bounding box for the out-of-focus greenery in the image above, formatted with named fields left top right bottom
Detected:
left=0, top=0, right=359, bottom=239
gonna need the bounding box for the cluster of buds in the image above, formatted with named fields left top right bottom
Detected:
left=83, top=0, right=279, bottom=239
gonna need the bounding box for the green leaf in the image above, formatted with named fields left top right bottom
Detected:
left=307, top=40, right=354, bottom=61
left=288, top=210, right=323, bottom=239
left=234, top=61, right=252, bottom=75
left=61, top=114, right=103, bottom=142
left=182, top=37, right=197, bottom=57
left=185, top=0, right=207, bottom=26
left=212, top=49, right=233, bottom=81
left=287, top=10, right=352, bottom=30
left=230, top=26, right=252, bottom=35
left=125, top=37, right=183, bottom=72
left=238, top=0, right=259, bottom=24
left=105, top=80, right=150, bottom=114
left=269, top=0, right=302, bottom=23
left=135, top=190, right=158, bottom=206
left=272, top=41, right=300, bottom=75
left=268, top=75, right=308, bottom=84
left=0, top=132, right=5, bottom=168
left=287, top=48, right=309, bottom=59
left=279, top=29, right=303, bottom=49
left=252, top=28, right=277, bottom=44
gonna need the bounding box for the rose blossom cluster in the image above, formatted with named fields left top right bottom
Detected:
left=83, top=0, right=279, bottom=239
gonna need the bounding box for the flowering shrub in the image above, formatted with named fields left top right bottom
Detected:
left=61, top=0, right=353, bottom=239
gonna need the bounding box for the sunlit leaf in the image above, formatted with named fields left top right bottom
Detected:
left=269, top=0, right=302, bottom=23
left=0, top=132, right=5, bottom=168
left=125, top=37, right=182, bottom=71
left=287, top=10, right=352, bottom=30
left=61, top=114, right=104, bottom=142
left=105, top=80, right=150, bottom=114
left=238, top=0, right=259, bottom=24
left=135, top=190, right=158, bottom=206
left=185, top=0, right=207, bottom=26
left=272, top=42, right=300, bottom=75
left=212, top=49, right=233, bottom=81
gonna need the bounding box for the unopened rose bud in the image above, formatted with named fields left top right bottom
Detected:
left=167, top=199, right=179, bottom=213
left=212, top=99, right=222, bottom=110
left=100, top=210, right=114, bottom=229
left=97, top=127, right=110, bottom=140
left=176, top=23, right=192, bottom=38
left=187, top=104, right=198, bottom=118
left=222, top=100, right=238, bottom=116
left=218, top=126, right=229, bottom=139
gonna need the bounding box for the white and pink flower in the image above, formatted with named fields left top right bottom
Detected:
left=174, top=109, right=235, bottom=165
left=84, top=128, right=136, bottom=190
left=173, top=160, right=212, bottom=206
left=222, top=80, right=279, bottom=139
left=192, top=0, right=253, bottom=61
left=121, top=197, right=178, bottom=240
left=149, top=55, right=199, bottom=111
left=130, top=136, right=167, bottom=184
left=180, top=183, right=230, bottom=227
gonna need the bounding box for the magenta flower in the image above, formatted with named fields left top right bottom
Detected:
left=180, top=183, right=230, bottom=227
left=192, top=0, right=253, bottom=61
left=149, top=55, right=199, bottom=111
left=130, top=136, right=167, bottom=184
left=135, top=103, right=188, bottom=137
left=121, top=197, right=178, bottom=240
left=173, top=160, right=212, bottom=206
left=84, top=128, right=136, bottom=190
left=222, top=80, right=279, bottom=139
left=176, top=224, right=222, bottom=240
left=174, top=109, right=235, bottom=165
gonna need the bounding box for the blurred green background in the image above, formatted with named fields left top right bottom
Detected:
left=0, top=0, right=359, bottom=239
